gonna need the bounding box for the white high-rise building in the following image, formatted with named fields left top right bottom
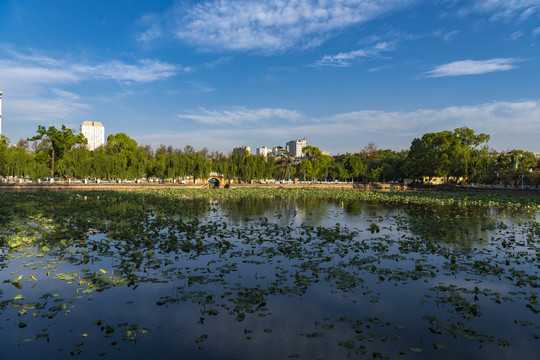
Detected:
left=80, top=121, right=105, bottom=151
left=232, top=146, right=250, bottom=155
left=272, top=146, right=283, bottom=156
left=256, top=146, right=270, bottom=156
left=286, top=139, right=307, bottom=158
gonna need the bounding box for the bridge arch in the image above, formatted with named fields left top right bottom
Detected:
left=208, top=177, right=220, bottom=188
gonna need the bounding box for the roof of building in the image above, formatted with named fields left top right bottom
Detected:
left=81, top=121, right=104, bottom=127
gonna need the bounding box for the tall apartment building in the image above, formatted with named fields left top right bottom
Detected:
left=80, top=121, right=105, bottom=151
left=272, top=146, right=283, bottom=157
left=256, top=147, right=270, bottom=156
left=233, top=146, right=250, bottom=155
left=286, top=139, right=307, bottom=158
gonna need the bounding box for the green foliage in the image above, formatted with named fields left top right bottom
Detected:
left=2, top=125, right=538, bottom=189
left=405, top=127, right=492, bottom=181
left=28, top=125, right=86, bottom=177
left=106, top=133, right=138, bottom=153
left=344, top=154, right=363, bottom=182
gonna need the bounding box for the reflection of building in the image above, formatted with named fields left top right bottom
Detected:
left=256, top=147, right=270, bottom=156
left=233, top=146, right=250, bottom=155
left=286, top=139, right=307, bottom=158
left=80, top=121, right=105, bottom=151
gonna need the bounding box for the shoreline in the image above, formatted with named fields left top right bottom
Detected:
left=0, top=181, right=539, bottom=196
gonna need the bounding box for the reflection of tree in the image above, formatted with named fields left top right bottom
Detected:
left=1, top=190, right=538, bottom=360
left=398, top=203, right=498, bottom=246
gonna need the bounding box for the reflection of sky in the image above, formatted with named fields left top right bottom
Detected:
left=1, top=197, right=538, bottom=359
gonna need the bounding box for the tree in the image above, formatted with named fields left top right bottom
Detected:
left=301, top=145, right=332, bottom=181
left=405, top=128, right=491, bottom=182
left=57, top=147, right=92, bottom=179
left=16, top=138, right=29, bottom=150
left=370, top=149, right=408, bottom=182
left=344, top=154, right=363, bottom=182
left=275, top=146, right=292, bottom=179
left=360, top=143, right=379, bottom=176
left=28, top=125, right=87, bottom=177
left=405, top=131, right=455, bottom=180
left=107, top=133, right=137, bottom=154
left=450, top=127, right=491, bottom=180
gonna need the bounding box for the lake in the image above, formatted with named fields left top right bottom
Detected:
left=0, top=190, right=538, bottom=359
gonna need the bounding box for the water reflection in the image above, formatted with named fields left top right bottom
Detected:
left=217, top=196, right=532, bottom=249
left=0, top=191, right=538, bottom=360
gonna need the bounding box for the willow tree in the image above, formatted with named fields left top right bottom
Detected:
left=28, top=125, right=87, bottom=178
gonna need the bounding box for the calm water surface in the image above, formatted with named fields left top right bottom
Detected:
left=0, top=193, right=538, bottom=359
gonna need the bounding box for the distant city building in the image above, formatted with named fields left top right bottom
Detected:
left=286, top=139, right=307, bottom=158
left=534, top=152, right=540, bottom=160
left=256, top=146, right=270, bottom=156
left=321, top=150, right=330, bottom=156
left=80, top=121, right=105, bottom=151
left=272, top=146, right=283, bottom=157
left=233, top=146, right=250, bottom=155
left=0, top=90, right=3, bottom=135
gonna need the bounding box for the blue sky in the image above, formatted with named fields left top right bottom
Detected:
left=0, top=0, right=539, bottom=154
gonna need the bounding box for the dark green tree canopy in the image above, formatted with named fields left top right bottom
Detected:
left=107, top=133, right=138, bottom=153
left=28, top=125, right=86, bottom=177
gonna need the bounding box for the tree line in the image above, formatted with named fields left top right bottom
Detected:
left=0, top=125, right=538, bottom=187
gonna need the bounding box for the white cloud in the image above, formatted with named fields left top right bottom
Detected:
left=204, top=56, right=233, bottom=69
left=8, top=97, right=90, bottom=123
left=136, top=13, right=163, bottom=42
left=464, top=0, right=540, bottom=20
left=142, top=100, right=540, bottom=153
left=443, top=29, right=460, bottom=42
left=323, top=100, right=540, bottom=132
left=509, top=30, right=523, bottom=40
left=72, top=59, right=181, bottom=83
left=177, top=107, right=302, bottom=125
left=0, top=48, right=185, bottom=127
left=532, top=26, right=540, bottom=36
left=185, top=81, right=215, bottom=93
left=145, top=0, right=415, bottom=53
left=313, top=41, right=397, bottom=67
left=425, top=58, right=522, bottom=77
left=1, top=49, right=183, bottom=86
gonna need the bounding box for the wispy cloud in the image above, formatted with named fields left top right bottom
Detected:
left=441, top=29, right=460, bottom=42
left=137, top=14, right=163, bottom=42
left=185, top=81, right=215, bottom=93
left=8, top=97, right=90, bottom=123
left=509, top=30, right=523, bottom=40
left=1, top=49, right=185, bottom=85
left=72, top=59, right=183, bottom=83
left=313, top=41, right=397, bottom=67
left=462, top=0, right=540, bottom=21
left=425, top=58, right=522, bottom=77
left=0, top=48, right=186, bottom=126
left=204, top=56, right=233, bottom=69
left=142, top=100, right=540, bottom=153
left=141, top=0, right=415, bottom=53
left=177, top=107, right=302, bottom=125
